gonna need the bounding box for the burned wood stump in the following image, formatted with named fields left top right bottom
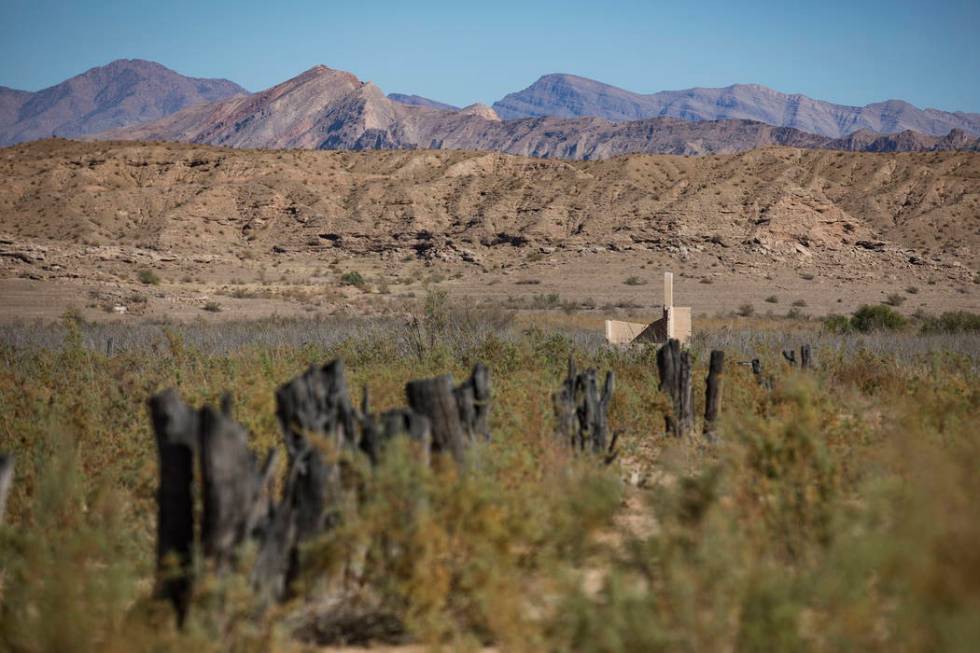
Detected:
left=360, top=386, right=432, bottom=467
left=276, top=359, right=358, bottom=459
left=782, top=349, right=797, bottom=366
left=657, top=339, right=692, bottom=437
left=406, top=375, right=467, bottom=463
left=199, top=399, right=278, bottom=570
left=553, top=356, right=617, bottom=460
left=147, top=357, right=492, bottom=616
left=406, top=364, right=492, bottom=464
left=704, top=350, right=725, bottom=441
left=454, top=362, right=491, bottom=443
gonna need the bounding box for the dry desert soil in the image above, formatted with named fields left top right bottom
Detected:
left=1, top=139, right=977, bottom=326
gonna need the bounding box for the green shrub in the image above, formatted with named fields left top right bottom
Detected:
left=340, top=271, right=366, bottom=287
left=823, top=314, right=852, bottom=334
left=851, top=304, right=906, bottom=332
left=919, top=310, right=980, bottom=334
left=736, top=303, right=755, bottom=317
left=765, top=295, right=779, bottom=304
left=623, top=276, right=646, bottom=286
left=137, top=269, right=160, bottom=285
left=883, top=293, right=906, bottom=307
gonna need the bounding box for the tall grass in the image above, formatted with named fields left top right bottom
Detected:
left=0, top=306, right=978, bottom=651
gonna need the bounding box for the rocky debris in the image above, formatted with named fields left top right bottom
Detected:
left=856, top=241, right=887, bottom=252
left=0, top=241, right=48, bottom=264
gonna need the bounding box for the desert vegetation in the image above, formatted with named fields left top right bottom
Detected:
left=0, top=297, right=978, bottom=651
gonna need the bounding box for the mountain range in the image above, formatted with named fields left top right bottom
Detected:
left=492, top=74, right=980, bottom=138
left=2, top=60, right=979, bottom=158
left=0, top=59, right=246, bottom=146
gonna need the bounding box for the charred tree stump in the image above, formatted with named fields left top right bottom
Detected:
left=147, top=389, right=198, bottom=626
left=406, top=374, right=467, bottom=463
left=258, top=360, right=361, bottom=600
left=360, top=385, right=432, bottom=468
left=553, top=356, right=617, bottom=459
left=276, top=359, right=358, bottom=459
left=704, top=350, right=725, bottom=441
left=554, top=356, right=580, bottom=448
left=782, top=350, right=797, bottom=366
left=454, top=363, right=491, bottom=443
left=198, top=398, right=278, bottom=571
left=800, top=344, right=813, bottom=370
left=657, top=339, right=691, bottom=437
left=0, top=453, right=13, bottom=526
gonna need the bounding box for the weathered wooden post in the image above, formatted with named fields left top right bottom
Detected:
left=554, top=356, right=579, bottom=448
left=800, top=344, right=813, bottom=369
left=704, top=350, right=725, bottom=441
left=782, top=349, right=797, bottom=366
left=147, top=389, right=198, bottom=626
left=657, top=339, right=677, bottom=435
left=678, top=350, right=693, bottom=437
left=657, top=339, right=690, bottom=437
left=0, top=453, right=13, bottom=526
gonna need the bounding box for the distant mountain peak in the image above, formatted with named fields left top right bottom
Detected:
left=0, top=59, right=246, bottom=146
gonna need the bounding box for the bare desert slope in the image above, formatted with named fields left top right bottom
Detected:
left=0, top=139, right=977, bottom=322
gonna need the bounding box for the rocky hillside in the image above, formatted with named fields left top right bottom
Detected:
left=2, top=139, right=977, bottom=268
left=0, top=59, right=246, bottom=146
left=100, top=66, right=980, bottom=158
left=492, top=74, right=980, bottom=138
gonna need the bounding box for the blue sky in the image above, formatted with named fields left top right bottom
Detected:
left=1, top=0, right=978, bottom=112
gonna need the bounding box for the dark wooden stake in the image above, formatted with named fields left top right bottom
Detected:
left=704, top=350, right=725, bottom=441
left=800, top=344, right=813, bottom=369
left=678, top=350, right=693, bottom=438
left=0, top=453, right=13, bottom=526
left=147, top=389, right=198, bottom=626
